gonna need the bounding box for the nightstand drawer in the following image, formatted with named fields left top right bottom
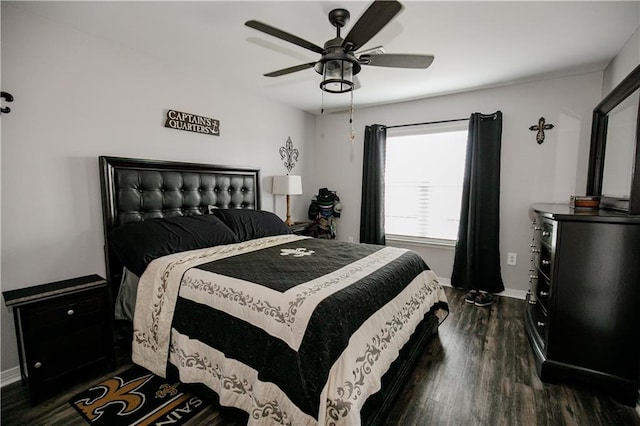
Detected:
left=23, top=288, right=106, bottom=328
left=289, top=221, right=314, bottom=236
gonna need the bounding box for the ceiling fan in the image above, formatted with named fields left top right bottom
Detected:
left=245, top=0, right=434, bottom=94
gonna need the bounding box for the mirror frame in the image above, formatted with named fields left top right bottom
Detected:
left=586, top=63, right=640, bottom=215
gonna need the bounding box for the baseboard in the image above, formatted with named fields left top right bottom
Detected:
left=438, top=278, right=527, bottom=300
left=499, top=288, right=528, bottom=300
left=1, top=366, right=21, bottom=387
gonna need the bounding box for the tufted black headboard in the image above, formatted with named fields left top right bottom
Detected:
left=99, top=156, right=261, bottom=286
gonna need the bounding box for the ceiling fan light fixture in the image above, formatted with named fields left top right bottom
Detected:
left=246, top=1, right=432, bottom=97
left=320, top=59, right=354, bottom=93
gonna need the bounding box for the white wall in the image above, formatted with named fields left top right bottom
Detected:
left=603, top=26, right=640, bottom=95
left=314, top=72, right=604, bottom=296
left=0, top=4, right=314, bottom=373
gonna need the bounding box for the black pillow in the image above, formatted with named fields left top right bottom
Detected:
left=212, top=209, right=292, bottom=241
left=108, top=214, right=240, bottom=276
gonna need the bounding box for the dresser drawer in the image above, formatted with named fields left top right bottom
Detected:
left=538, top=244, right=552, bottom=279
left=530, top=301, right=548, bottom=349
left=540, top=220, right=554, bottom=246
left=536, top=275, right=550, bottom=314
left=525, top=296, right=548, bottom=354
left=533, top=217, right=554, bottom=245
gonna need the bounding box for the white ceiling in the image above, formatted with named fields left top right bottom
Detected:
left=10, top=1, right=640, bottom=114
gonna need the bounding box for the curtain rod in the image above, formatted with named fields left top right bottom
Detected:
left=384, top=117, right=469, bottom=129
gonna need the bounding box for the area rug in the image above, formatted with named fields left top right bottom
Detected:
left=69, top=366, right=210, bottom=426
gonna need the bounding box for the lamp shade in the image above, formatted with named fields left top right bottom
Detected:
left=272, top=175, right=302, bottom=195
left=320, top=59, right=354, bottom=93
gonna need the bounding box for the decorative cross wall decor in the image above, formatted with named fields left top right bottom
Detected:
left=279, top=137, right=299, bottom=173
left=529, top=117, right=554, bottom=144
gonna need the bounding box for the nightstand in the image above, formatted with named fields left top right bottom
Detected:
left=289, top=221, right=315, bottom=236
left=3, top=274, right=116, bottom=403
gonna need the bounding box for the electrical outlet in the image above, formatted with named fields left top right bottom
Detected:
left=507, top=252, right=517, bottom=266
left=348, top=236, right=354, bottom=243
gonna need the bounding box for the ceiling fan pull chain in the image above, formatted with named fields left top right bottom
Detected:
left=321, top=90, right=325, bottom=115
left=349, top=90, right=355, bottom=144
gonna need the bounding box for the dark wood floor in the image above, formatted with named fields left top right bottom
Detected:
left=2, top=286, right=639, bottom=425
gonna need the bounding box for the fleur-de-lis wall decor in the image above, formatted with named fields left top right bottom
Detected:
left=529, top=117, right=554, bottom=144
left=279, top=137, right=299, bottom=173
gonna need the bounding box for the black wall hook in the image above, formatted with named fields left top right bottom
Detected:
left=1, top=91, right=14, bottom=114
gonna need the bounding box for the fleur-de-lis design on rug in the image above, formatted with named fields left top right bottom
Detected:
left=74, top=373, right=153, bottom=421
left=155, top=383, right=179, bottom=399
left=280, top=248, right=315, bottom=257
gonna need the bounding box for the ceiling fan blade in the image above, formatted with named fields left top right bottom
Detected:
left=245, top=20, right=324, bottom=55
left=264, top=62, right=317, bottom=77
left=343, top=0, right=403, bottom=51
left=359, top=53, right=434, bottom=69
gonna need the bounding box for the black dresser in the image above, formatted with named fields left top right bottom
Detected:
left=526, top=204, right=640, bottom=406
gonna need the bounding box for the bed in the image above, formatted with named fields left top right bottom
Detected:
left=99, top=155, right=448, bottom=425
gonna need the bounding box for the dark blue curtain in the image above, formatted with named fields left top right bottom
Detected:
left=451, top=111, right=505, bottom=293
left=360, top=124, right=387, bottom=245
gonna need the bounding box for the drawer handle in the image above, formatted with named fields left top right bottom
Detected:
left=529, top=275, right=538, bottom=282
left=537, top=321, right=546, bottom=327
left=542, top=231, right=550, bottom=237
left=531, top=248, right=540, bottom=253
left=540, top=291, right=549, bottom=297
left=542, top=260, right=551, bottom=266
left=530, top=243, right=537, bottom=248
left=67, top=309, right=75, bottom=316
left=534, top=226, right=542, bottom=231
left=34, top=362, right=42, bottom=369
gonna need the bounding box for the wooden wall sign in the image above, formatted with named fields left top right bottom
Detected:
left=164, top=109, right=220, bottom=136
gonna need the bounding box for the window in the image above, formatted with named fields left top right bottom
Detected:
left=384, top=121, right=468, bottom=244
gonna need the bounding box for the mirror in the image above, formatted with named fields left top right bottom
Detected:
left=601, top=90, right=639, bottom=197
left=587, top=64, right=640, bottom=214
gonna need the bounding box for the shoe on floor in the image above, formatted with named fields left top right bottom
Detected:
left=464, top=289, right=478, bottom=304
left=474, top=291, right=495, bottom=307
